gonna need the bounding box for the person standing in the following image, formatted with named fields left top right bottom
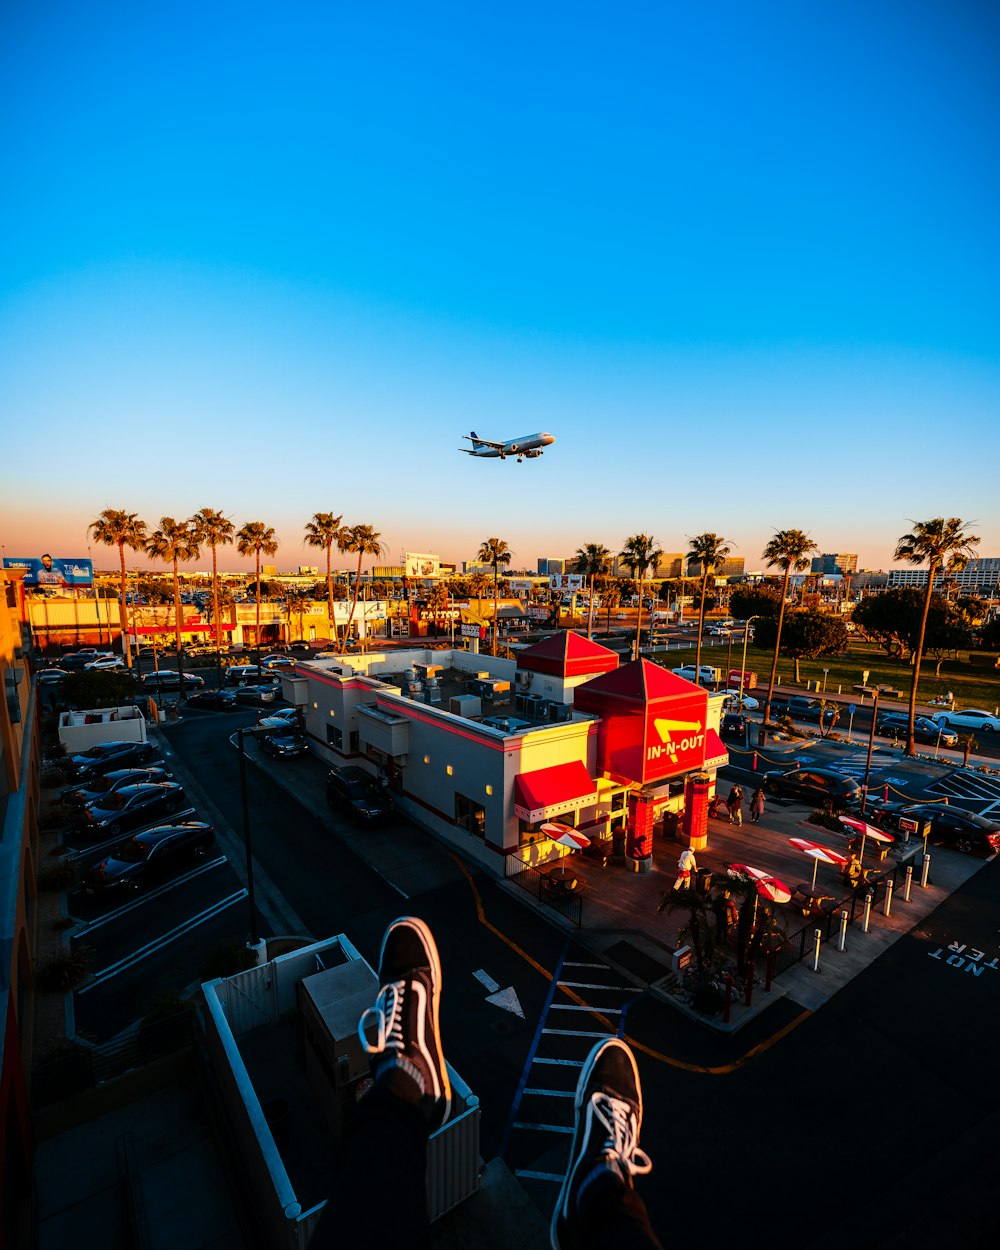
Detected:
left=750, top=786, right=765, bottom=825
left=728, top=784, right=744, bottom=827
left=673, top=845, right=697, bottom=891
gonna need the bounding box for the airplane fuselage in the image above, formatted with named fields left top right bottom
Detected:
left=461, top=431, right=556, bottom=461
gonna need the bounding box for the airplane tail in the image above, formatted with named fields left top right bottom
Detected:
left=469, top=430, right=485, bottom=448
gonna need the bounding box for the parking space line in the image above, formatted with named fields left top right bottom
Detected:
left=514, top=1170, right=564, bottom=1183
left=523, top=1088, right=575, bottom=1098
left=541, top=1028, right=613, bottom=1039
left=548, top=1004, right=623, bottom=1013
left=558, top=981, right=634, bottom=991
left=532, top=1057, right=584, bottom=1067
left=512, top=1122, right=574, bottom=1135
left=76, top=856, right=229, bottom=932
left=63, top=808, right=198, bottom=861
left=78, top=890, right=248, bottom=993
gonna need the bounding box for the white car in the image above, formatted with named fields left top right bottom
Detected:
left=721, top=690, right=760, bottom=710
left=934, top=709, right=1000, bottom=734
left=84, top=656, right=125, bottom=671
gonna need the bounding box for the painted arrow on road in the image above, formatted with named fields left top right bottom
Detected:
left=474, top=968, right=525, bottom=1018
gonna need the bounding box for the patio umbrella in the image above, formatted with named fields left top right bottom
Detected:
left=837, top=815, right=894, bottom=864
left=540, top=822, right=591, bottom=851
left=788, top=837, right=849, bottom=890
left=728, top=863, right=792, bottom=904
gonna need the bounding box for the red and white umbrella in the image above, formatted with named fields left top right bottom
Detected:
left=540, top=822, right=591, bottom=851
left=838, top=815, right=893, bottom=863
left=728, top=863, right=792, bottom=904
left=788, top=837, right=849, bottom=889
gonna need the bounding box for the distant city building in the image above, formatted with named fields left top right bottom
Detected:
left=537, top=557, right=567, bottom=575
left=685, top=556, right=745, bottom=579
left=811, top=553, right=858, bottom=575
left=298, top=565, right=318, bottom=576
left=887, top=558, right=1000, bottom=596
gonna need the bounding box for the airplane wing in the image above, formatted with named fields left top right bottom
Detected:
left=461, top=434, right=506, bottom=450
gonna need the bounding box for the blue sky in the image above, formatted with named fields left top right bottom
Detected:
left=2, top=1, right=997, bottom=573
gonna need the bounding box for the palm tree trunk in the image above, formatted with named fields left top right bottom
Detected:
left=212, top=545, right=221, bottom=652
left=587, top=573, right=595, bottom=639
left=326, top=543, right=334, bottom=641
left=173, top=555, right=182, bottom=669
left=493, top=563, right=499, bottom=652
left=119, top=542, right=131, bottom=668
left=342, top=552, right=363, bottom=652
left=695, top=571, right=709, bottom=686
left=633, top=576, right=642, bottom=660
left=906, top=568, right=937, bottom=756
left=255, top=549, right=261, bottom=663
left=764, top=568, right=791, bottom=721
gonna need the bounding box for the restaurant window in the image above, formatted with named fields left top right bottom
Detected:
left=326, top=725, right=343, bottom=750
left=350, top=730, right=360, bottom=754
left=455, top=793, right=486, bottom=840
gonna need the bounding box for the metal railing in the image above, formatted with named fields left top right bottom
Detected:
left=507, top=861, right=583, bottom=927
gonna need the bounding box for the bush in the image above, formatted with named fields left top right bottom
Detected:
left=36, top=946, right=92, bottom=992
left=37, top=862, right=79, bottom=892
left=808, top=809, right=845, bottom=833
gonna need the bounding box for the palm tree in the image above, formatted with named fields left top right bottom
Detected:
left=284, top=586, right=312, bottom=643
left=599, top=577, right=622, bottom=633
left=619, top=534, right=663, bottom=660
left=468, top=571, right=492, bottom=619
left=338, top=524, right=386, bottom=652
left=761, top=529, right=819, bottom=722
left=192, top=508, right=234, bottom=655
left=426, top=582, right=451, bottom=637
left=236, top=521, right=279, bottom=662
left=304, top=512, right=344, bottom=640
left=686, top=533, right=731, bottom=686
left=573, top=543, right=612, bottom=639
left=87, top=510, right=147, bottom=668
left=145, top=518, right=202, bottom=674
left=477, top=538, right=512, bottom=651
left=894, top=518, right=980, bottom=755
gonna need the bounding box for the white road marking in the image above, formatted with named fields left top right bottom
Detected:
left=486, top=987, right=525, bottom=1017
left=78, top=856, right=228, bottom=931
left=474, top=968, right=500, bottom=992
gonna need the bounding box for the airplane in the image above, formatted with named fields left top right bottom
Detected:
left=459, top=430, right=556, bottom=462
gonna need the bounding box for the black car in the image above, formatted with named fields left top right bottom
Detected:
left=763, top=766, right=861, bottom=809
left=184, top=689, right=239, bottom=711
left=326, top=766, right=393, bottom=825
left=61, top=766, right=173, bottom=810
left=720, top=712, right=750, bottom=742
left=141, top=670, right=206, bottom=692
left=75, top=782, right=187, bottom=836
left=875, top=713, right=959, bottom=748
left=234, top=683, right=283, bottom=707
left=37, top=668, right=71, bottom=686
left=260, top=732, right=308, bottom=759
left=287, top=640, right=312, bottom=653
left=64, top=740, right=157, bottom=780
left=81, top=821, right=216, bottom=896
left=870, top=803, right=1000, bottom=855
left=769, top=697, right=837, bottom=725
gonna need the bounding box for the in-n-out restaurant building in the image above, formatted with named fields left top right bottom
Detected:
left=283, top=632, right=728, bottom=873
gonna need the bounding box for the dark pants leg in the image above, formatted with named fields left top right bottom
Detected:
left=319, top=1086, right=430, bottom=1250
left=579, top=1172, right=664, bottom=1250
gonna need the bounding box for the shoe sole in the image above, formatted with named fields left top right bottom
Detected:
left=549, top=1038, right=641, bottom=1250
left=381, top=915, right=453, bottom=1126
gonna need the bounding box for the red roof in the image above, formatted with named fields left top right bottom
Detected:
left=704, top=728, right=729, bottom=769
left=513, top=760, right=596, bottom=818
left=517, top=631, right=619, bottom=678
left=576, top=659, right=698, bottom=704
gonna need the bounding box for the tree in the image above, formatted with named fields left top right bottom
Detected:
left=573, top=543, right=612, bottom=639
left=339, top=524, right=386, bottom=652
left=304, top=512, right=344, bottom=639
left=619, top=534, right=663, bottom=660
left=192, top=508, right=234, bottom=654
left=477, top=538, right=512, bottom=652
left=728, top=585, right=782, bottom=623
left=687, top=533, right=731, bottom=687
left=425, top=582, right=451, bottom=636
left=145, top=518, right=202, bottom=675
left=236, top=521, right=279, bottom=661
left=753, top=610, right=849, bottom=681
left=87, top=510, right=147, bottom=668
left=894, top=518, right=980, bottom=755
left=284, top=587, right=312, bottom=642
left=852, top=589, right=925, bottom=658
left=598, top=578, right=622, bottom=633
left=957, top=733, right=978, bottom=768
left=761, top=530, right=819, bottom=722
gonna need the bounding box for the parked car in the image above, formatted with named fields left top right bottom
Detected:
left=870, top=803, right=1000, bottom=856
left=933, top=709, right=1000, bottom=734
left=37, top=668, right=71, bottom=687
left=721, top=690, right=760, bottom=710
left=287, top=640, right=312, bottom=653
left=184, top=689, right=239, bottom=711
left=140, top=670, right=206, bottom=692
left=234, top=683, right=283, bottom=707
left=62, top=766, right=173, bottom=810
left=81, top=821, right=216, bottom=896
left=260, top=656, right=295, bottom=671
left=60, top=651, right=106, bottom=670
left=671, top=665, right=722, bottom=686
left=763, top=767, right=861, bottom=809
left=876, top=713, right=958, bottom=747
left=326, top=766, right=393, bottom=824
left=84, top=656, right=125, bottom=671
left=258, top=708, right=301, bottom=730
left=75, top=781, right=187, bottom=836
left=260, top=731, right=308, bottom=759
left=720, top=712, right=750, bottom=741
left=64, top=740, right=157, bottom=781
left=769, top=696, right=837, bottom=725
left=224, top=665, right=268, bottom=687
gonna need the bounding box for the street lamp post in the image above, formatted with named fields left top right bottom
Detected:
left=738, top=616, right=760, bottom=708
left=861, top=688, right=881, bottom=816
left=237, top=723, right=272, bottom=949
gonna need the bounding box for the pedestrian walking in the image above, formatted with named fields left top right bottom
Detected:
left=673, top=845, right=697, bottom=891
left=728, top=784, right=744, bottom=827
left=750, top=786, right=765, bottom=825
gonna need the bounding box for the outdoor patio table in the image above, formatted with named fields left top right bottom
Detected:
left=541, top=864, right=578, bottom=890
left=792, top=884, right=836, bottom=916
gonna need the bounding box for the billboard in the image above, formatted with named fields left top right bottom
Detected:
left=4, top=555, right=94, bottom=588
left=549, top=574, right=584, bottom=591
left=405, top=552, right=440, bottom=579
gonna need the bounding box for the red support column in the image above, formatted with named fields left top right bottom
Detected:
left=682, top=772, right=711, bottom=851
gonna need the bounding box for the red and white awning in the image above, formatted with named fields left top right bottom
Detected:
left=514, top=761, right=597, bottom=823
left=704, top=727, right=729, bottom=771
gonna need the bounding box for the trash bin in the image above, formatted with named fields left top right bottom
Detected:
left=695, top=868, right=713, bottom=894
left=757, top=725, right=767, bottom=747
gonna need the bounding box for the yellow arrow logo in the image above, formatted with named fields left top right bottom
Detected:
left=654, top=718, right=703, bottom=741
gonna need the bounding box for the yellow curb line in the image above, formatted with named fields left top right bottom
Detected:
left=450, top=854, right=813, bottom=1074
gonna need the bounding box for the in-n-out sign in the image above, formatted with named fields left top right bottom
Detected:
left=647, top=717, right=704, bottom=765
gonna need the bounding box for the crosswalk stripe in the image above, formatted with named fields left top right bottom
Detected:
left=513, top=1122, right=574, bottom=1134
left=542, top=1028, right=612, bottom=1038
left=515, top=1170, right=564, bottom=1182
left=523, top=1088, right=576, bottom=1098
left=558, top=981, right=634, bottom=991
left=549, top=1004, right=623, bottom=1013
left=562, top=961, right=605, bottom=968
left=533, top=1057, right=585, bottom=1066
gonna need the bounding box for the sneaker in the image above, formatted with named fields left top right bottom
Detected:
left=358, top=916, right=452, bottom=1131
left=551, top=1038, right=652, bottom=1250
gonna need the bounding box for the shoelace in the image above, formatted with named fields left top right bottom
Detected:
left=359, top=980, right=406, bottom=1057
left=590, top=1092, right=652, bottom=1178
